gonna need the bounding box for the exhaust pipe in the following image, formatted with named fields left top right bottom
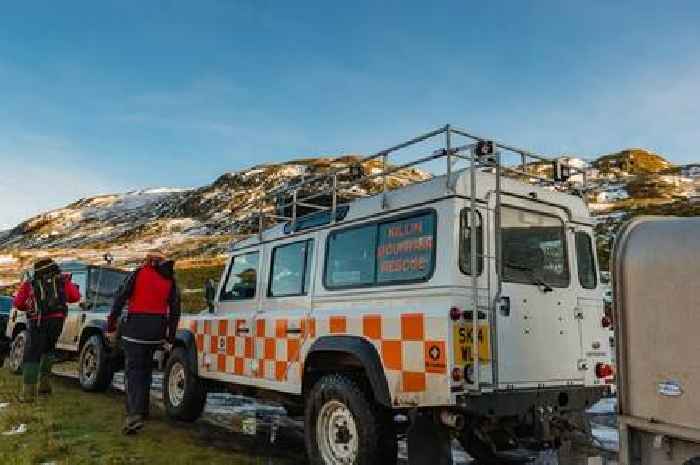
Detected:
left=440, top=410, right=465, bottom=430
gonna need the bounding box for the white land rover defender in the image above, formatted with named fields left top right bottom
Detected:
left=161, top=126, right=614, bottom=464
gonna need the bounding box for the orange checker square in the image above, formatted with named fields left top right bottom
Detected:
left=217, top=354, right=226, bottom=372
left=424, top=341, right=446, bottom=374
left=381, top=340, right=402, bottom=371
left=257, top=359, right=264, bottom=378
left=196, top=334, right=204, bottom=352
left=305, top=318, right=316, bottom=337
left=256, top=319, right=266, bottom=337
left=234, top=357, right=244, bottom=375
left=189, top=320, right=197, bottom=332
left=264, top=337, right=276, bottom=360
left=210, top=336, right=218, bottom=353
left=218, top=319, right=228, bottom=336
left=244, top=337, right=253, bottom=358
left=401, top=313, right=424, bottom=341
left=329, top=316, right=346, bottom=334
left=275, top=361, right=287, bottom=381
left=203, top=320, right=212, bottom=335
left=226, top=336, right=236, bottom=356
left=275, top=319, right=288, bottom=338
left=402, top=371, right=426, bottom=392
left=362, top=315, right=382, bottom=340
left=287, top=338, right=300, bottom=362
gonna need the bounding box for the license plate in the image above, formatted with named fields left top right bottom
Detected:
left=453, top=323, right=490, bottom=364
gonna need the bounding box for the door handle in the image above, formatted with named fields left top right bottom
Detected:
left=286, top=328, right=302, bottom=335
left=236, top=327, right=250, bottom=335
left=499, top=296, right=511, bottom=317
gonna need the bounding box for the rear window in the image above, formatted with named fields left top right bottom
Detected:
left=575, top=232, right=597, bottom=289
left=325, top=211, right=436, bottom=289
left=501, top=207, right=569, bottom=288
left=221, top=252, right=259, bottom=301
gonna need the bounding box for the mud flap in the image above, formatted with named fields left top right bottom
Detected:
left=407, top=411, right=453, bottom=465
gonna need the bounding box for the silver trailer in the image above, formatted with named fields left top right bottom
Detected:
left=615, top=217, right=700, bottom=465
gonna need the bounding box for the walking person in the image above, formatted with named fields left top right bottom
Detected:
left=13, top=258, right=81, bottom=402
left=106, top=250, right=181, bottom=435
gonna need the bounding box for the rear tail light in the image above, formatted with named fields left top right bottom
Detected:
left=450, top=307, right=462, bottom=321
left=595, top=362, right=614, bottom=379
left=451, top=367, right=462, bottom=382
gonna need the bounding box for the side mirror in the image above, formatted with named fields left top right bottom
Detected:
left=204, top=279, right=217, bottom=314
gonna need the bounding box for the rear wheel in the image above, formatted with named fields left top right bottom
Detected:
left=8, top=330, right=27, bottom=375
left=305, top=374, right=396, bottom=465
left=163, top=347, right=206, bottom=421
left=79, top=334, right=114, bottom=392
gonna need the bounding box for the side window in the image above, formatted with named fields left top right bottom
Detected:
left=459, top=209, right=483, bottom=275
left=501, top=207, right=569, bottom=287
left=221, top=252, right=260, bottom=301
left=377, top=213, right=435, bottom=284
left=324, top=211, right=436, bottom=289
left=575, top=232, right=597, bottom=289
left=269, top=240, right=314, bottom=297
left=325, top=224, right=377, bottom=288
left=71, top=272, right=87, bottom=300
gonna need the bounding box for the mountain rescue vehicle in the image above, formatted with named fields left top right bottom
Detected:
left=161, top=125, right=614, bottom=464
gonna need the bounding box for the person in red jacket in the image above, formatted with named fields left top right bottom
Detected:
left=106, top=250, right=181, bottom=434
left=14, top=258, right=81, bottom=402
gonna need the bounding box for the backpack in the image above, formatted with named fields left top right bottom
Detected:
left=31, top=262, right=68, bottom=317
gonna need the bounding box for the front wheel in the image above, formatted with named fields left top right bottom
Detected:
left=305, top=374, right=396, bottom=465
left=79, top=334, right=114, bottom=392
left=163, top=347, right=206, bottom=421
left=8, top=330, right=27, bottom=375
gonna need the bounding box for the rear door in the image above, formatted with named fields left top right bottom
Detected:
left=57, top=270, right=88, bottom=350
left=496, top=205, right=583, bottom=387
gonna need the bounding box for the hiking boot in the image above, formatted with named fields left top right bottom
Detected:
left=122, top=415, right=145, bottom=435
left=38, top=375, right=52, bottom=395
left=19, top=383, right=37, bottom=403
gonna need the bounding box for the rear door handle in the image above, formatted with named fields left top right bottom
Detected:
left=236, top=327, right=249, bottom=335
left=499, top=296, right=511, bottom=317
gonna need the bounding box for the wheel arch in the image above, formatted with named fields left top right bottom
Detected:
left=303, top=335, right=391, bottom=407
left=173, top=328, right=199, bottom=376
left=79, top=320, right=107, bottom=350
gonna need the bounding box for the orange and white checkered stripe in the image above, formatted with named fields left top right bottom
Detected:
left=179, top=312, right=449, bottom=405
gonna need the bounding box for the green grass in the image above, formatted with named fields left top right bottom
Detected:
left=0, top=368, right=289, bottom=465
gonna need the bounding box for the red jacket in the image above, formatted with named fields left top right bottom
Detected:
left=107, top=263, right=181, bottom=338
left=13, top=275, right=81, bottom=320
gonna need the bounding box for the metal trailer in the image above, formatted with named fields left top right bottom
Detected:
left=614, top=217, right=700, bottom=465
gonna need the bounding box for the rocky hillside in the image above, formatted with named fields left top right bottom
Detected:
left=0, top=156, right=430, bottom=286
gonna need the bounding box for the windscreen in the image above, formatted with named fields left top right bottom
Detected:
left=88, top=268, right=129, bottom=308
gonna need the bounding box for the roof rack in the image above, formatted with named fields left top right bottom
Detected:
left=244, top=124, right=589, bottom=240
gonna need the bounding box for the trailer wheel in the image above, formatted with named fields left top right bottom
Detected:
left=305, top=374, right=396, bottom=465
left=79, top=334, right=114, bottom=392
left=8, top=330, right=27, bottom=375
left=163, top=347, right=206, bottom=421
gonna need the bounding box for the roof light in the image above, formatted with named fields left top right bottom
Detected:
left=595, top=362, right=614, bottom=379
left=450, top=307, right=462, bottom=321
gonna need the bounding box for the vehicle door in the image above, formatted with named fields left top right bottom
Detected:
left=206, top=250, right=261, bottom=383
left=495, top=204, right=583, bottom=387
left=57, top=269, right=88, bottom=350
left=255, top=238, right=315, bottom=388
left=572, top=228, right=610, bottom=378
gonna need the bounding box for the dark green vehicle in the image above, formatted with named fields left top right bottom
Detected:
left=5, top=261, right=128, bottom=391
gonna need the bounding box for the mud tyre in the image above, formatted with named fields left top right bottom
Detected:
left=305, top=374, right=397, bottom=465
left=8, top=330, right=27, bottom=375
left=163, top=347, right=206, bottom=422
left=79, top=334, right=114, bottom=392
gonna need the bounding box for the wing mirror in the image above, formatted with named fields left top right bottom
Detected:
left=204, top=279, right=218, bottom=314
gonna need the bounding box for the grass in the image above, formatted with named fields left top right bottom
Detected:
left=0, top=367, right=290, bottom=465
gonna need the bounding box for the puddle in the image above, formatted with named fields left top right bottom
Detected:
left=56, top=364, right=618, bottom=465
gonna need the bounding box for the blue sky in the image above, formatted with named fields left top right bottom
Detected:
left=1, top=1, right=699, bottom=229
